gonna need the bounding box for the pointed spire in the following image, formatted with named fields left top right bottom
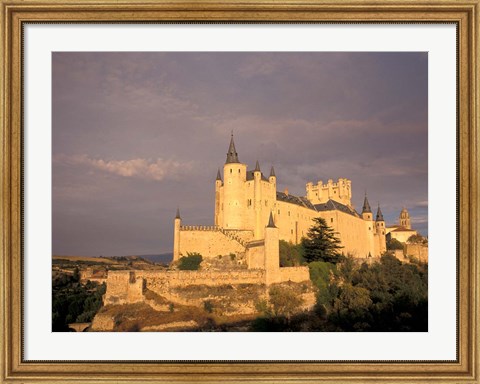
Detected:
left=362, top=193, right=372, bottom=213
left=270, top=165, right=276, bottom=177
left=267, top=212, right=276, bottom=228
left=254, top=160, right=261, bottom=172
left=175, top=207, right=181, bottom=219
left=216, top=168, right=222, bottom=181
left=225, top=132, right=239, bottom=164
left=376, top=204, right=384, bottom=221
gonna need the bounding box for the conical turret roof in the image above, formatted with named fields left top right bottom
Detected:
left=225, top=133, right=239, bottom=164
left=267, top=212, right=276, bottom=228
left=254, top=160, right=261, bottom=172
left=270, top=166, right=276, bottom=177
left=376, top=204, right=384, bottom=221
left=216, top=168, right=222, bottom=181
left=175, top=207, right=181, bottom=219
left=362, top=194, right=372, bottom=213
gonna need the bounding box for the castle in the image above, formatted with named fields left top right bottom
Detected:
left=100, top=135, right=425, bottom=321
left=173, top=134, right=387, bottom=267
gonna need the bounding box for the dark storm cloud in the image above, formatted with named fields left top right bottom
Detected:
left=52, top=52, right=427, bottom=255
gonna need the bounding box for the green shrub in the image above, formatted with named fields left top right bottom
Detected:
left=178, top=253, right=203, bottom=270
left=203, top=300, right=214, bottom=313
left=268, top=286, right=303, bottom=319
left=386, top=238, right=405, bottom=250
left=254, top=299, right=271, bottom=316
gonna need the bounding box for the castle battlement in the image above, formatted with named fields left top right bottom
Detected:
left=305, top=178, right=352, bottom=206
left=180, top=225, right=219, bottom=231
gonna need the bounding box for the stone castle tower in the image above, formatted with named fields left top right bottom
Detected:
left=399, top=207, right=411, bottom=229
left=215, top=133, right=277, bottom=241
left=375, top=204, right=386, bottom=255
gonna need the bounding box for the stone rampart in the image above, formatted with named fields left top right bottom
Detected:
left=104, top=271, right=144, bottom=305
left=137, top=269, right=265, bottom=289
left=392, top=249, right=406, bottom=262
left=277, top=266, right=310, bottom=283
left=178, top=228, right=246, bottom=258
left=245, top=241, right=265, bottom=269
left=405, top=243, right=428, bottom=263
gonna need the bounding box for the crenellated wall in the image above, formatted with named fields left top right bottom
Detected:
left=306, top=178, right=352, bottom=206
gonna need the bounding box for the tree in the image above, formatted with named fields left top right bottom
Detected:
left=407, top=234, right=428, bottom=245
left=279, top=240, right=304, bottom=267
left=386, top=238, right=404, bottom=250
left=301, top=218, right=343, bottom=263
left=72, top=266, right=80, bottom=282
left=268, top=285, right=304, bottom=319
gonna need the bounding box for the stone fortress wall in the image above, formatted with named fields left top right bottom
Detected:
left=405, top=243, right=428, bottom=263
left=175, top=226, right=251, bottom=259
left=104, top=267, right=309, bottom=306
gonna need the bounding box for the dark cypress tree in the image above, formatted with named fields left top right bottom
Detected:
left=301, top=217, right=343, bottom=263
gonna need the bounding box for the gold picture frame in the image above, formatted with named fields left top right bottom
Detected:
left=1, top=1, right=478, bottom=383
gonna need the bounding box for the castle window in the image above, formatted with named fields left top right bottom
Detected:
left=288, top=211, right=290, bottom=216
left=291, top=229, right=293, bottom=234
left=230, top=169, right=232, bottom=174
left=331, top=218, right=333, bottom=223
left=278, top=210, right=280, bottom=214
left=238, top=169, right=240, bottom=173
left=265, top=200, right=267, bottom=206
left=369, top=227, right=371, bottom=230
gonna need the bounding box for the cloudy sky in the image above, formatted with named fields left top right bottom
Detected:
left=52, top=52, right=428, bottom=256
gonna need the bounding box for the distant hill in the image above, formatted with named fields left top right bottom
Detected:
left=52, top=255, right=120, bottom=264
left=52, top=253, right=173, bottom=265
left=130, top=253, right=173, bottom=265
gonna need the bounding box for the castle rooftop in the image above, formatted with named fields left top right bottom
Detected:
left=362, top=194, right=372, bottom=213
left=247, top=170, right=268, bottom=182
left=226, top=134, right=239, bottom=164
left=276, top=191, right=361, bottom=218
left=389, top=226, right=416, bottom=232
left=276, top=191, right=316, bottom=210
left=314, top=199, right=361, bottom=218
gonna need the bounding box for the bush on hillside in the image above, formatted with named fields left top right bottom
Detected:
left=178, top=252, right=203, bottom=270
